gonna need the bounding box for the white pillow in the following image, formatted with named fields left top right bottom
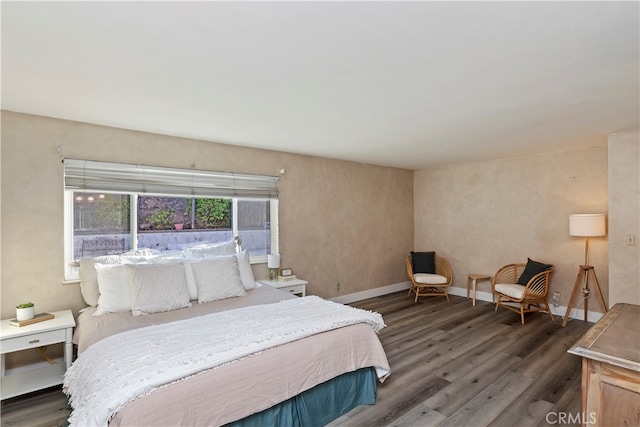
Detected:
left=94, top=263, right=131, bottom=316
left=183, top=261, right=198, bottom=301
left=236, top=250, right=257, bottom=290
left=184, top=240, right=238, bottom=258
left=191, top=255, right=246, bottom=303
left=120, top=248, right=157, bottom=264
left=148, top=251, right=185, bottom=262
left=149, top=255, right=198, bottom=301
left=127, top=263, right=191, bottom=316
left=79, top=255, right=121, bottom=306
left=121, top=248, right=156, bottom=257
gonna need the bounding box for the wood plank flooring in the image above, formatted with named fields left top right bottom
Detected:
left=0, top=292, right=591, bottom=427
left=329, top=292, right=591, bottom=427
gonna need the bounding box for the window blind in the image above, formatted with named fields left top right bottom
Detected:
left=64, top=159, right=279, bottom=198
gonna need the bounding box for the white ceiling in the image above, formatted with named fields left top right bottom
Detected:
left=2, top=1, right=639, bottom=170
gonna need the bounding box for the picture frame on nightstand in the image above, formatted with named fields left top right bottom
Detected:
left=278, top=267, right=297, bottom=281
left=279, top=267, right=293, bottom=277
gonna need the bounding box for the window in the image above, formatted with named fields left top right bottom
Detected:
left=64, top=160, right=278, bottom=281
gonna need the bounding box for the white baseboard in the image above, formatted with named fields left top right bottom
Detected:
left=332, top=283, right=604, bottom=324
left=553, top=303, right=604, bottom=324
left=448, top=285, right=605, bottom=324
left=330, top=281, right=411, bottom=304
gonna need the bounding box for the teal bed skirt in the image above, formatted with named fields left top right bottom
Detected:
left=225, top=367, right=378, bottom=427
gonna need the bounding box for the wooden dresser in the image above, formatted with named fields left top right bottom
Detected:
left=568, top=303, right=640, bottom=427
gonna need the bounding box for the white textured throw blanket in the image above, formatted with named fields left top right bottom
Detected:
left=64, top=296, right=385, bottom=427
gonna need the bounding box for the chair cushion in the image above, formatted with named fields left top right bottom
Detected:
left=411, top=251, right=436, bottom=274
left=495, top=283, right=526, bottom=299
left=517, top=258, right=552, bottom=285
left=413, top=273, right=448, bottom=285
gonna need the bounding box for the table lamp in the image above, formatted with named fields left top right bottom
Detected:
left=268, top=254, right=280, bottom=281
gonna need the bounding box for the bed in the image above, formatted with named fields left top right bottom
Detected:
left=64, top=242, right=390, bottom=427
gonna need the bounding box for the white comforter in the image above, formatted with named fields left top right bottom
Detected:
left=64, top=296, right=386, bottom=427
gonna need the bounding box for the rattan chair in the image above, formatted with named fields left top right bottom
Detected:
left=492, top=263, right=555, bottom=324
left=406, top=255, right=453, bottom=302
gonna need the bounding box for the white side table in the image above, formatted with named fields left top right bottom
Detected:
left=1, top=309, right=75, bottom=400
left=259, top=278, right=308, bottom=297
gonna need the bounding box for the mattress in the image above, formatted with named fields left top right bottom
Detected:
left=70, top=285, right=390, bottom=426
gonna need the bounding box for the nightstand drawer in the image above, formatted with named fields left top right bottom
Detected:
left=282, top=284, right=305, bottom=296
left=1, top=329, right=66, bottom=353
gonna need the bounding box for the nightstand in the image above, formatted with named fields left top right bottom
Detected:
left=1, top=309, right=75, bottom=400
left=259, top=278, right=308, bottom=297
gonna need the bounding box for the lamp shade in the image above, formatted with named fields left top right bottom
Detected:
left=569, top=214, right=606, bottom=237
left=267, top=254, right=281, bottom=269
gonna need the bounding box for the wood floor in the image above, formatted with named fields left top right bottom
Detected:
left=329, top=292, right=591, bottom=427
left=0, top=292, right=591, bottom=427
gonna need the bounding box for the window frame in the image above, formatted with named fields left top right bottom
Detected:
left=64, top=191, right=278, bottom=282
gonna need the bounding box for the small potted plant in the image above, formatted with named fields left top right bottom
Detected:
left=16, top=302, right=35, bottom=321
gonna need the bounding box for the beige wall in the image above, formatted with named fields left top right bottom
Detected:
left=608, top=130, right=640, bottom=306
left=414, top=146, right=609, bottom=314
left=3, top=110, right=633, bottom=325
left=0, top=111, right=414, bottom=319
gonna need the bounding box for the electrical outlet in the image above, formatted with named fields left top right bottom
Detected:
left=625, top=234, right=636, bottom=246
left=552, top=291, right=560, bottom=307
left=336, top=283, right=341, bottom=291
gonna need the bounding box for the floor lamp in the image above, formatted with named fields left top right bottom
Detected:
left=562, top=214, right=608, bottom=327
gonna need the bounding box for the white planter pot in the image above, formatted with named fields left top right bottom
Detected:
left=16, top=306, right=35, bottom=321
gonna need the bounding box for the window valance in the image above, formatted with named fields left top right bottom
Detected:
left=63, top=159, right=279, bottom=199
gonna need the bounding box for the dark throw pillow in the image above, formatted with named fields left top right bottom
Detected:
left=411, top=251, right=436, bottom=274
left=517, top=258, right=552, bottom=285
